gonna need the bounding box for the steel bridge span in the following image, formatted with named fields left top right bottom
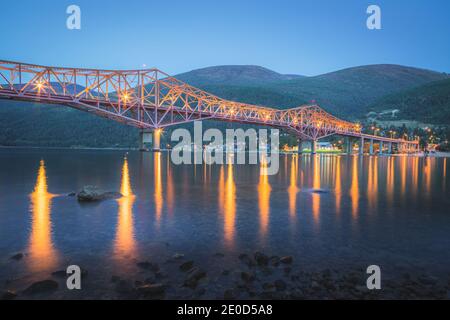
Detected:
left=0, top=60, right=419, bottom=154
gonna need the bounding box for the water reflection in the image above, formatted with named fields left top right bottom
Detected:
left=350, top=156, right=359, bottom=218
left=166, top=156, right=174, bottom=216
left=401, top=156, right=407, bottom=198
left=367, top=157, right=378, bottom=211
left=424, top=157, right=431, bottom=197
left=334, top=156, right=341, bottom=214
left=386, top=156, right=395, bottom=205
left=154, top=152, right=163, bottom=224
left=28, top=160, right=58, bottom=272
left=312, top=155, right=320, bottom=223
left=114, top=158, right=136, bottom=259
left=258, top=157, right=271, bottom=238
left=221, top=162, right=236, bottom=247
left=287, top=155, right=298, bottom=220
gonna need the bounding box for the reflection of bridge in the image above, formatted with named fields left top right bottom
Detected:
left=0, top=60, right=419, bottom=154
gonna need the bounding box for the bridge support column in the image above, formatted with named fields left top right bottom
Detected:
left=139, top=129, right=161, bottom=152
left=311, top=140, right=317, bottom=155
left=297, top=139, right=304, bottom=154
left=345, top=137, right=353, bottom=155
left=359, top=137, right=364, bottom=155
left=153, top=129, right=161, bottom=152
left=388, top=142, right=392, bottom=154
left=369, top=139, right=374, bottom=155
left=379, top=141, right=383, bottom=155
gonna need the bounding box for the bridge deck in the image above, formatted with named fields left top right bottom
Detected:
left=0, top=60, right=418, bottom=146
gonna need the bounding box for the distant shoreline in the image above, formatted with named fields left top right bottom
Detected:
left=1, top=145, right=450, bottom=157
left=0, top=145, right=135, bottom=151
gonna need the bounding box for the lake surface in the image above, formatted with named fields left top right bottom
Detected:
left=0, top=148, right=449, bottom=299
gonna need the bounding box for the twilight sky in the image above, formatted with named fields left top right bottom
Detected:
left=1, top=0, right=449, bottom=75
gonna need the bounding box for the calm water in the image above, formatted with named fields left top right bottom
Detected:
left=0, top=148, right=449, bottom=297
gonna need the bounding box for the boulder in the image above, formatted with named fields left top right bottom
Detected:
left=77, top=185, right=121, bottom=202
left=23, top=280, right=58, bottom=295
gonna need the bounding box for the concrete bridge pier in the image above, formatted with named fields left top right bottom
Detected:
left=311, top=140, right=317, bottom=154
left=345, top=137, right=353, bottom=154
left=297, top=139, right=304, bottom=154
left=379, top=141, right=384, bottom=155
left=139, top=129, right=161, bottom=152
left=388, top=142, right=392, bottom=154
left=359, top=137, right=365, bottom=155
left=369, top=139, right=374, bottom=155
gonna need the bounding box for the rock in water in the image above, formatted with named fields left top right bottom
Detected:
left=10, top=253, right=23, bottom=261
left=280, top=256, right=293, bottom=264
left=23, top=280, right=58, bottom=295
left=136, top=283, right=165, bottom=297
left=184, top=268, right=206, bottom=288
left=77, top=185, right=121, bottom=202
left=1, top=290, right=17, bottom=300
left=254, top=252, right=269, bottom=266
left=179, top=260, right=194, bottom=272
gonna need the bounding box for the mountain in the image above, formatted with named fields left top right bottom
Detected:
left=175, top=65, right=304, bottom=87
left=366, top=78, right=450, bottom=125
left=0, top=64, right=448, bottom=147
left=184, top=64, right=448, bottom=118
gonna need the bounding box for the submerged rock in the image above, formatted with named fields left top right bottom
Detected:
left=77, top=185, right=121, bottom=202
left=10, top=253, right=23, bottom=261
left=280, top=256, right=293, bottom=264
left=136, top=283, right=165, bottom=298
left=179, top=260, right=194, bottom=272
left=310, top=188, right=329, bottom=194
left=239, top=253, right=255, bottom=267
left=172, top=253, right=184, bottom=260
left=115, top=279, right=134, bottom=295
left=23, top=280, right=58, bottom=295
left=137, top=261, right=160, bottom=273
left=184, top=267, right=206, bottom=288
left=241, top=272, right=255, bottom=283
left=1, top=290, right=17, bottom=300
left=254, top=252, right=269, bottom=266
left=52, top=268, right=88, bottom=279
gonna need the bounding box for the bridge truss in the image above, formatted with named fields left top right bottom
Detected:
left=0, top=60, right=418, bottom=148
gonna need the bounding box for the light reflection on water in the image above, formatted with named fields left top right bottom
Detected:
left=27, top=160, right=58, bottom=273
left=114, top=157, right=136, bottom=262
left=1, top=149, right=450, bottom=285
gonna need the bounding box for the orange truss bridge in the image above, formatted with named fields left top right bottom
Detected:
left=0, top=60, right=418, bottom=153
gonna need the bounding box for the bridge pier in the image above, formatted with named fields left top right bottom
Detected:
left=369, top=139, right=374, bottom=155
left=311, top=140, right=317, bottom=154
left=388, top=142, right=392, bottom=154
left=297, top=139, right=304, bottom=154
left=139, top=129, right=161, bottom=152
left=345, top=137, right=353, bottom=154
left=379, top=141, right=383, bottom=155
left=359, top=137, right=364, bottom=155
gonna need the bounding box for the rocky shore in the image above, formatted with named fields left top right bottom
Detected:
left=2, top=251, right=449, bottom=300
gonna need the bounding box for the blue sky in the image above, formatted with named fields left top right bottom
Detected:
left=1, top=0, right=449, bottom=75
